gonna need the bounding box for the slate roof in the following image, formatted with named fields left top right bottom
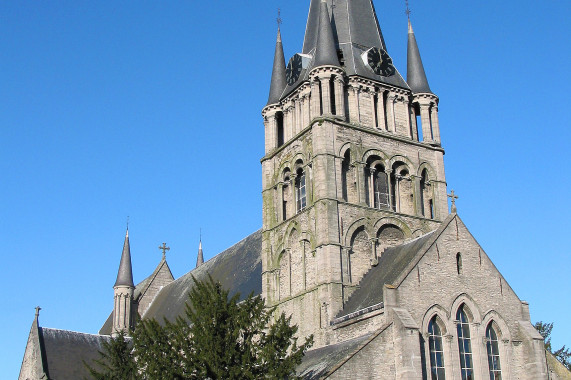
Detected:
left=267, top=28, right=287, bottom=106
left=114, top=229, right=134, bottom=287
left=336, top=231, right=435, bottom=318
left=141, top=229, right=262, bottom=323
left=297, top=332, right=374, bottom=379
left=407, top=19, right=432, bottom=94
left=41, top=328, right=110, bottom=379
left=282, top=0, right=409, bottom=98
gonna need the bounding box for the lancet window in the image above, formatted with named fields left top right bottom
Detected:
left=428, top=316, right=446, bottom=380
left=456, top=305, right=474, bottom=380
left=295, top=168, right=307, bottom=213
left=486, top=323, right=502, bottom=379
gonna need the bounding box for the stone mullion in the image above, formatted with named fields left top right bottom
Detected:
left=320, top=76, right=332, bottom=116
left=334, top=77, right=345, bottom=119
left=411, top=175, right=422, bottom=217
left=420, top=104, right=432, bottom=142
left=369, top=167, right=376, bottom=208
left=430, top=103, right=441, bottom=143
left=376, top=90, right=386, bottom=130
left=404, top=99, right=413, bottom=139
left=386, top=93, right=396, bottom=133
left=310, top=80, right=321, bottom=118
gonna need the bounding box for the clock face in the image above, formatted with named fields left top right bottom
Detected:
left=286, top=54, right=303, bottom=85
left=366, top=47, right=395, bottom=77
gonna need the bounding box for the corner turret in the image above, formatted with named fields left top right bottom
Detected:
left=112, top=228, right=134, bottom=335
left=266, top=27, right=287, bottom=106
left=196, top=239, right=204, bottom=267
left=312, top=0, right=340, bottom=68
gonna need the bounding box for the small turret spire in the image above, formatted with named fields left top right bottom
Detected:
left=196, top=233, right=204, bottom=268
left=114, top=228, right=134, bottom=288
left=266, top=12, right=287, bottom=106
left=407, top=17, right=432, bottom=94
left=313, top=0, right=339, bottom=68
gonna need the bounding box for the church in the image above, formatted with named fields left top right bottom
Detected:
left=19, top=1, right=570, bottom=379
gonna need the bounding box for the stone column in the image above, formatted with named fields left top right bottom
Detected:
left=334, top=76, right=345, bottom=119
left=277, top=183, right=284, bottom=222
left=291, top=173, right=298, bottom=215
left=355, top=162, right=367, bottom=206
left=420, top=104, right=432, bottom=142
left=385, top=168, right=393, bottom=210
left=369, top=167, right=376, bottom=208
left=411, top=175, right=422, bottom=217
left=386, top=93, right=396, bottom=133
left=305, top=92, right=311, bottom=125
left=341, top=247, right=351, bottom=284
left=430, top=103, right=441, bottom=144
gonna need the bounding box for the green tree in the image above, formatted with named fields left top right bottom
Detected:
left=535, top=321, right=570, bottom=370
left=89, top=275, right=313, bottom=379
left=84, top=330, right=136, bottom=380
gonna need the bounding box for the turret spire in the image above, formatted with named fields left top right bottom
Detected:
left=114, top=228, right=134, bottom=288
left=407, top=18, right=432, bottom=94
left=196, top=235, right=204, bottom=268
left=266, top=23, right=287, bottom=106
left=313, top=0, right=339, bottom=68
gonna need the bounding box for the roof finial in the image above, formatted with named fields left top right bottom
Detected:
left=448, top=190, right=459, bottom=213
left=277, top=8, right=282, bottom=30
left=126, top=216, right=129, bottom=236
left=159, top=242, right=170, bottom=260
left=35, top=306, right=41, bottom=318
left=405, top=0, right=411, bottom=20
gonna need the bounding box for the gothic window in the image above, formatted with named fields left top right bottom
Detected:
left=276, top=111, right=284, bottom=147
left=456, top=305, right=474, bottom=380
left=295, top=168, right=307, bottom=213
left=428, top=316, right=446, bottom=380
left=486, top=323, right=502, bottom=380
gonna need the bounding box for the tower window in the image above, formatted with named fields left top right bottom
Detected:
left=296, top=169, right=307, bottom=212
left=428, top=316, right=446, bottom=380
left=373, top=168, right=389, bottom=209
left=456, top=305, right=474, bottom=380
left=276, top=111, right=284, bottom=147
left=486, top=323, right=502, bottom=379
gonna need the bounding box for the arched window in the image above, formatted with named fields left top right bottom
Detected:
left=456, top=305, right=474, bottom=380
left=428, top=316, right=446, bottom=380
left=282, top=171, right=291, bottom=221
left=486, top=323, right=502, bottom=379
left=366, top=159, right=389, bottom=209
left=295, top=168, right=307, bottom=213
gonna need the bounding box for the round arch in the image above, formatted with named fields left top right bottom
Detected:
left=343, top=217, right=369, bottom=247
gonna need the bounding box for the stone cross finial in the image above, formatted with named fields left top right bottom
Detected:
left=448, top=190, right=459, bottom=213
left=158, top=242, right=170, bottom=259
left=35, top=306, right=41, bottom=318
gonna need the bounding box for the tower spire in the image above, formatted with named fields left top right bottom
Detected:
left=406, top=17, right=432, bottom=94
left=114, top=228, right=134, bottom=287
left=266, top=11, right=287, bottom=106
left=313, top=0, right=339, bottom=68
left=196, top=231, right=204, bottom=268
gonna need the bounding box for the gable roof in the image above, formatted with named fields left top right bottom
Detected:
left=336, top=214, right=457, bottom=318
left=141, top=229, right=262, bottom=323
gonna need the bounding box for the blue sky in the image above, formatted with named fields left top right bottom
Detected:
left=1, top=1, right=569, bottom=377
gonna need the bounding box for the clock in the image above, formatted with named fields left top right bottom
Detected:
left=286, top=54, right=303, bottom=85
left=364, top=47, right=395, bottom=77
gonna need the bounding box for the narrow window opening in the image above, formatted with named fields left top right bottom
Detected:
left=456, top=253, right=463, bottom=275
left=337, top=49, right=345, bottom=67
left=456, top=305, right=474, bottom=380
left=486, top=324, right=503, bottom=379
left=276, top=111, right=284, bottom=147
left=329, top=78, right=336, bottom=115
left=373, top=167, right=389, bottom=209
left=296, top=169, right=307, bottom=213
left=416, top=113, right=423, bottom=141
left=430, top=200, right=434, bottom=219
left=383, top=91, right=389, bottom=130
left=341, top=150, right=350, bottom=202
left=318, top=81, right=323, bottom=115
left=428, top=316, right=446, bottom=380
left=373, top=94, right=379, bottom=129
left=420, top=173, right=426, bottom=217
left=429, top=105, right=434, bottom=140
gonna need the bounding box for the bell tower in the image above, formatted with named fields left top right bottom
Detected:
left=261, top=0, right=447, bottom=346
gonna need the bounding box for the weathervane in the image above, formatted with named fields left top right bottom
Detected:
left=158, top=242, right=170, bottom=259
left=405, top=0, right=411, bottom=19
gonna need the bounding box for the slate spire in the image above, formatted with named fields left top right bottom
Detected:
left=313, top=0, right=340, bottom=68
left=407, top=19, right=432, bottom=94
left=114, top=228, right=134, bottom=288
left=267, top=27, right=287, bottom=106
left=196, top=238, right=204, bottom=268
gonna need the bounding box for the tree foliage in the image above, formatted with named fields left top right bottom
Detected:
left=88, top=275, right=313, bottom=379
left=84, top=330, right=136, bottom=380
left=535, top=321, right=570, bottom=370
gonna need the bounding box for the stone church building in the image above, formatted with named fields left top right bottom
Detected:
left=19, top=0, right=570, bottom=379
